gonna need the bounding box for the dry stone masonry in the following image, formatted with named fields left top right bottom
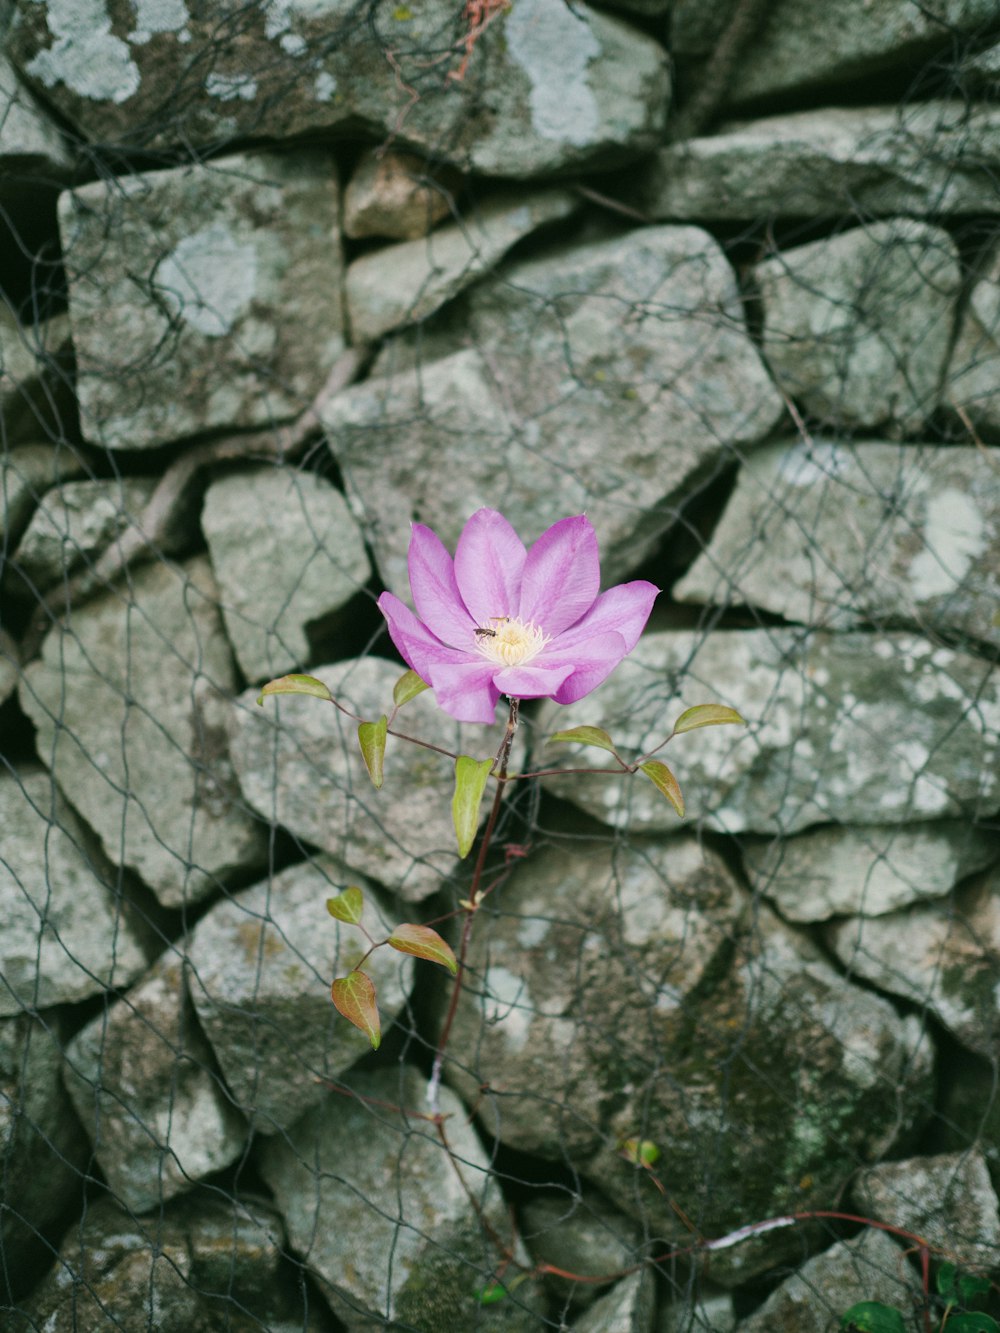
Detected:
left=1, top=0, right=999, bottom=1327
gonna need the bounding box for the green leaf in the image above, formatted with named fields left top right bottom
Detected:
left=393, top=669, right=430, bottom=707
left=358, top=716, right=388, bottom=790
left=959, top=1273, right=992, bottom=1304
left=947, top=1316, right=1000, bottom=1333
left=673, top=704, right=745, bottom=735
left=256, top=673, right=332, bottom=706
left=839, top=1302, right=908, bottom=1333
left=326, top=887, right=364, bottom=925
left=619, top=1137, right=660, bottom=1168
left=331, top=971, right=381, bottom=1049
left=388, top=923, right=458, bottom=974
left=938, top=1262, right=958, bottom=1298
left=639, top=760, right=685, bottom=818
left=473, top=1282, right=508, bottom=1306
left=547, top=725, right=619, bottom=756
left=452, top=756, right=493, bottom=859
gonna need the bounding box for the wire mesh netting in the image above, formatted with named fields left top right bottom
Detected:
left=1, top=1, right=1000, bottom=1329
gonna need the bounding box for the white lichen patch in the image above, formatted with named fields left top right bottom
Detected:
left=314, top=70, right=337, bottom=101
left=517, top=915, right=551, bottom=950
left=481, top=964, right=532, bottom=1054
left=909, top=487, right=987, bottom=599
left=204, top=72, right=259, bottom=102
left=26, top=0, right=141, bottom=104
left=154, top=225, right=258, bottom=337
left=778, top=440, right=849, bottom=486
left=128, top=0, right=189, bottom=44
left=505, top=0, right=600, bottom=147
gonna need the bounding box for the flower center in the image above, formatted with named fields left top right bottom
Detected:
left=474, top=616, right=549, bottom=668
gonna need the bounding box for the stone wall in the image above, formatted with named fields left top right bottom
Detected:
left=2, top=2, right=999, bottom=1329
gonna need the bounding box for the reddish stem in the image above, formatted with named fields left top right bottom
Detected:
left=426, top=699, right=520, bottom=1114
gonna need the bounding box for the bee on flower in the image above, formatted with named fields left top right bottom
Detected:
left=377, top=508, right=658, bottom=724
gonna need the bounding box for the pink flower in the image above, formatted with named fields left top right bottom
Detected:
left=377, top=509, right=659, bottom=724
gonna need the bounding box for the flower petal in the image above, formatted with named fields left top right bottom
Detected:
left=552, top=581, right=659, bottom=653
left=407, top=523, right=478, bottom=649
left=453, top=509, right=526, bottom=626
left=518, top=514, right=600, bottom=636
left=537, top=630, right=630, bottom=705
left=377, top=592, right=467, bottom=681
left=425, top=661, right=502, bottom=724
left=493, top=662, right=575, bottom=699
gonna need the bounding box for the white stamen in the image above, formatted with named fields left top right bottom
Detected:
left=474, top=616, right=549, bottom=667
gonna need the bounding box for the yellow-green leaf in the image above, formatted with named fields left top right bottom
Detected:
left=452, top=755, right=494, bottom=859
left=393, top=669, right=430, bottom=707
left=619, top=1137, right=661, bottom=1168
left=388, top=923, right=458, bottom=974
left=256, top=673, right=332, bottom=706
left=640, top=760, right=685, bottom=818
left=673, top=704, right=744, bottom=735
left=547, top=725, right=618, bottom=755
left=326, top=886, right=364, bottom=925
left=474, top=1282, right=509, bottom=1306
left=331, top=971, right=381, bottom=1049
left=358, top=716, right=388, bottom=789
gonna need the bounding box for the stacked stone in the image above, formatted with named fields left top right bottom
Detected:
left=1, top=0, right=999, bottom=1328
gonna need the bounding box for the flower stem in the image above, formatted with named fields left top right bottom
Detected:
left=427, top=699, right=519, bottom=1114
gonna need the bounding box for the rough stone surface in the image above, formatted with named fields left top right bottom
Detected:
left=948, top=242, right=1000, bottom=438
left=9, top=0, right=669, bottom=179
left=826, top=862, right=1000, bottom=1059
left=0, top=50, right=71, bottom=184
left=675, top=440, right=1000, bottom=646
left=521, top=1189, right=642, bottom=1309
left=743, top=821, right=998, bottom=921
left=7, top=476, right=157, bottom=594
left=672, top=0, right=998, bottom=108
left=229, top=654, right=520, bottom=904
left=735, top=1227, right=920, bottom=1332
left=58, top=149, right=344, bottom=451
left=852, top=1150, right=1000, bottom=1274
left=201, top=467, right=371, bottom=683
left=0, top=441, right=86, bottom=548
left=343, top=149, right=456, bottom=241
left=63, top=950, right=248, bottom=1212
left=260, top=1065, right=541, bottom=1330
left=187, top=855, right=413, bottom=1135
left=636, top=103, right=1000, bottom=220
left=0, top=300, right=73, bottom=445
left=18, top=1195, right=302, bottom=1333
left=0, top=767, right=151, bottom=1015
left=756, top=222, right=960, bottom=433
left=575, top=1269, right=655, bottom=1333
left=538, top=629, right=1000, bottom=835
left=327, top=225, right=782, bottom=596
left=659, top=1289, right=735, bottom=1332
left=345, top=187, right=577, bottom=342
left=445, top=829, right=931, bottom=1284
left=20, top=556, right=265, bottom=907
left=0, top=1013, right=88, bottom=1273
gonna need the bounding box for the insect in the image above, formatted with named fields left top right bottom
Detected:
left=474, top=616, right=509, bottom=640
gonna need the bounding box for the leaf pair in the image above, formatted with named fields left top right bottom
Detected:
left=840, top=1301, right=998, bottom=1333
left=356, top=670, right=431, bottom=786
left=258, top=670, right=431, bottom=792
left=548, top=703, right=744, bottom=820
left=327, top=886, right=457, bottom=1049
